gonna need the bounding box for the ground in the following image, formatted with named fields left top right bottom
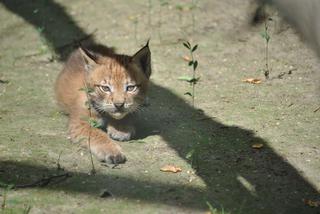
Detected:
left=0, top=0, right=319, bottom=213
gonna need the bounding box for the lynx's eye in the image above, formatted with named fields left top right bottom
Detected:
left=100, top=85, right=111, bottom=93
left=126, top=85, right=137, bottom=92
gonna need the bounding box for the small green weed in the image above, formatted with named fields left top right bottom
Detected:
left=179, top=41, right=199, bottom=108
left=79, top=84, right=98, bottom=175
left=179, top=41, right=202, bottom=168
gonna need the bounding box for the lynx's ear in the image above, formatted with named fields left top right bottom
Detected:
left=79, top=46, right=98, bottom=72
left=132, top=41, right=151, bottom=78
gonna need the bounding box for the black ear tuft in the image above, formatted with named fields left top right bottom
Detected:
left=78, top=45, right=99, bottom=72
left=132, top=41, right=151, bottom=78
left=145, top=39, right=150, bottom=48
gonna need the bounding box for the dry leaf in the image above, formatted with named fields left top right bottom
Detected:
left=242, top=78, right=262, bottom=84
left=182, top=55, right=192, bottom=62
left=303, top=199, right=320, bottom=207
left=160, top=165, right=182, bottom=173
left=252, top=143, right=264, bottom=149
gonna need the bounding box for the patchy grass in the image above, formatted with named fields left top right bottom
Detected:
left=0, top=0, right=319, bottom=213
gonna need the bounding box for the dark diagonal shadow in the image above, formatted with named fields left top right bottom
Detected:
left=1, top=0, right=319, bottom=213
left=137, top=83, right=320, bottom=213
left=0, top=161, right=210, bottom=211
left=1, top=0, right=94, bottom=60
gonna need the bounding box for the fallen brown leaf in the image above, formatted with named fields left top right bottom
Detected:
left=160, top=165, right=182, bottom=173
left=242, top=78, right=262, bottom=84
left=252, top=143, right=264, bottom=149
left=303, top=199, right=320, bottom=207
left=182, top=55, right=192, bottom=62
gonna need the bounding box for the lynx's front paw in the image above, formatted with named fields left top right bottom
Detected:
left=92, top=142, right=126, bottom=164
left=108, top=125, right=135, bottom=141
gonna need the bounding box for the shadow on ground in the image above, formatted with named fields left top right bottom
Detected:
left=0, top=0, right=319, bottom=213
left=1, top=0, right=94, bottom=60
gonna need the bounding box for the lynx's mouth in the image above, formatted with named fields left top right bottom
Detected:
left=109, top=111, right=128, bottom=120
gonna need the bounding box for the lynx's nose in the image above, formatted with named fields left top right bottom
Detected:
left=114, top=102, right=125, bottom=110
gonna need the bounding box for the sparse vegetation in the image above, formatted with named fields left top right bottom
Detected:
left=79, top=84, right=100, bottom=175
left=0, top=0, right=319, bottom=213
left=179, top=41, right=199, bottom=108
left=179, top=41, right=202, bottom=168
left=261, top=17, right=272, bottom=79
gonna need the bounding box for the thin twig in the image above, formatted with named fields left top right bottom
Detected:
left=112, top=164, right=120, bottom=169
left=1, top=188, right=8, bottom=210
left=264, top=20, right=270, bottom=79
left=13, top=52, right=45, bottom=60
left=158, top=3, right=162, bottom=42
left=83, top=81, right=96, bottom=175
left=191, top=0, right=197, bottom=33
left=56, top=151, right=63, bottom=171
left=190, top=48, right=195, bottom=108
left=14, top=173, right=71, bottom=189
left=314, top=106, right=320, bottom=113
